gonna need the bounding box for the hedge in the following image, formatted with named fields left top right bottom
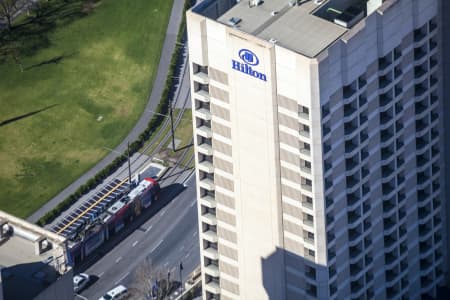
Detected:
left=36, top=0, right=195, bottom=226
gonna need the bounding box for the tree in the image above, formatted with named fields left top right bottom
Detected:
left=130, top=259, right=173, bottom=300
left=0, top=0, right=19, bottom=30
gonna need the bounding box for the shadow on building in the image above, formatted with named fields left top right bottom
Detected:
left=261, top=247, right=328, bottom=299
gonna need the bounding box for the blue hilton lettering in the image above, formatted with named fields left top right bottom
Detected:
left=232, top=49, right=267, bottom=81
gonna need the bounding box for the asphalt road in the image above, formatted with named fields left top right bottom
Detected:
left=28, top=0, right=186, bottom=223
left=77, top=173, right=200, bottom=300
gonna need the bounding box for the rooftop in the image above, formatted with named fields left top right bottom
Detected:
left=0, top=210, right=70, bottom=299
left=213, top=0, right=370, bottom=57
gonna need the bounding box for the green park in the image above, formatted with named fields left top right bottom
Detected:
left=0, top=0, right=174, bottom=218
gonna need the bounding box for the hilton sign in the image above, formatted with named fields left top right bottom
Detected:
left=232, top=49, right=267, bottom=82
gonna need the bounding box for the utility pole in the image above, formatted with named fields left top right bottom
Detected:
left=169, top=98, right=176, bottom=151
left=127, top=141, right=132, bottom=189
left=179, top=262, right=184, bottom=294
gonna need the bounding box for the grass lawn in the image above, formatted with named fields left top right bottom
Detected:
left=0, top=0, right=173, bottom=218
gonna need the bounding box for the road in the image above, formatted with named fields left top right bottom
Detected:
left=77, top=173, right=200, bottom=300
left=28, top=0, right=187, bottom=223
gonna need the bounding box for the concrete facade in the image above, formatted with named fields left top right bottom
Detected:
left=187, top=0, right=447, bottom=299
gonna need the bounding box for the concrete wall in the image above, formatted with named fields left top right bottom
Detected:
left=34, top=269, right=73, bottom=300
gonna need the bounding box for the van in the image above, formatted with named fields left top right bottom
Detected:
left=98, top=285, right=128, bottom=300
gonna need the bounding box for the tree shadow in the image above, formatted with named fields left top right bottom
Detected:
left=0, top=104, right=60, bottom=127
left=24, top=52, right=75, bottom=70
left=0, top=0, right=94, bottom=61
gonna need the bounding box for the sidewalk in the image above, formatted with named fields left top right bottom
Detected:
left=28, top=0, right=186, bottom=223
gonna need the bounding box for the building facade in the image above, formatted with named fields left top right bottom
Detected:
left=187, top=0, right=447, bottom=299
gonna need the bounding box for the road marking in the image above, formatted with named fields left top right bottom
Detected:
left=115, top=256, right=122, bottom=263
left=160, top=210, right=166, bottom=217
left=179, top=246, right=185, bottom=251
left=132, top=240, right=139, bottom=247
left=115, top=271, right=130, bottom=285
left=184, top=252, right=191, bottom=259
left=164, top=261, right=169, bottom=267
left=190, top=200, right=196, bottom=207
left=74, top=294, right=89, bottom=300
left=98, top=272, right=104, bottom=277
left=183, top=171, right=196, bottom=187
left=145, top=225, right=153, bottom=233
left=151, top=240, right=164, bottom=253
left=192, top=231, right=197, bottom=237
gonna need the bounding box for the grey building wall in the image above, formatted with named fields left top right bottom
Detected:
left=441, top=0, right=450, bottom=286
left=34, top=269, right=73, bottom=300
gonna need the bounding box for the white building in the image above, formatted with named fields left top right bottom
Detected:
left=187, top=0, right=447, bottom=299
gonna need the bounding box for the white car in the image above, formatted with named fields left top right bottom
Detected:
left=73, top=273, right=90, bottom=293
left=98, top=285, right=128, bottom=300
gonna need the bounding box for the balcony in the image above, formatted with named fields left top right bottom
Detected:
left=378, top=57, right=391, bottom=71
left=194, top=89, right=210, bottom=103
left=415, top=85, right=428, bottom=98
left=195, top=108, right=212, bottom=121
left=343, top=84, right=356, bottom=99
left=197, top=126, right=212, bottom=138
left=299, top=127, right=310, bottom=139
left=202, top=213, right=217, bottom=226
left=197, top=143, right=213, bottom=156
left=204, top=280, right=221, bottom=294
left=198, top=160, right=214, bottom=173
left=379, top=75, right=392, bottom=90
left=302, top=183, right=313, bottom=192
left=203, top=230, right=218, bottom=243
left=300, top=165, right=312, bottom=174
left=199, top=177, right=215, bottom=191
left=414, top=47, right=427, bottom=61
left=193, top=72, right=209, bottom=85
left=200, top=195, right=216, bottom=209
left=203, top=247, right=219, bottom=260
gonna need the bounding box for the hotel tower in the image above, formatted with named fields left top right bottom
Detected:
left=187, top=0, right=447, bottom=299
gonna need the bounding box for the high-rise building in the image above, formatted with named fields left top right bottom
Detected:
left=187, top=0, right=447, bottom=299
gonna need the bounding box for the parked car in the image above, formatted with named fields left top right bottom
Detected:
left=73, top=273, right=90, bottom=293
left=98, top=285, right=128, bottom=300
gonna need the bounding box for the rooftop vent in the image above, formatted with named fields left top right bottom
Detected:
left=249, top=0, right=263, bottom=7
left=227, top=17, right=242, bottom=26
left=269, top=38, right=278, bottom=44
left=333, top=6, right=364, bottom=28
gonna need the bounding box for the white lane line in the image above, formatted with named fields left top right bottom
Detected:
left=98, top=272, right=105, bottom=277
left=192, top=231, right=197, bottom=237
left=184, top=252, right=191, bottom=259
left=115, top=271, right=130, bottom=285
left=74, top=294, right=89, bottom=300
left=160, top=210, right=166, bottom=217
left=179, top=246, right=185, bottom=251
left=132, top=240, right=139, bottom=247
left=190, top=200, right=196, bottom=207
left=145, top=225, right=153, bottom=233
left=150, top=239, right=164, bottom=253
left=115, top=256, right=122, bottom=263
left=183, top=171, right=196, bottom=187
